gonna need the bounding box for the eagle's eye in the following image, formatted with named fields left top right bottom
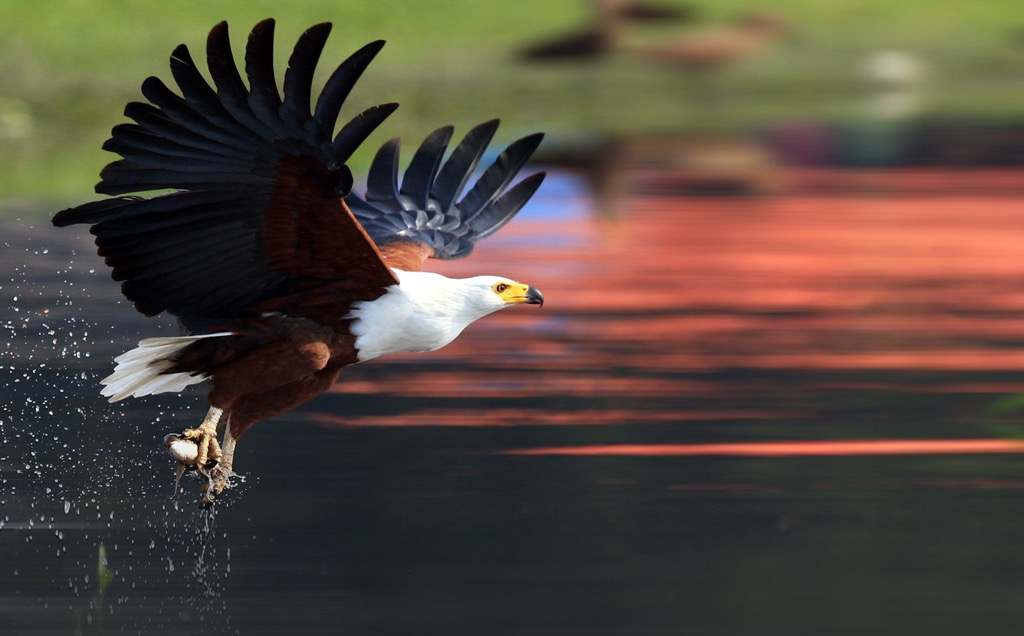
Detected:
left=495, top=283, right=508, bottom=293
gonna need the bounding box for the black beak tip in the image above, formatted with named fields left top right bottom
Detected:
left=526, top=286, right=544, bottom=307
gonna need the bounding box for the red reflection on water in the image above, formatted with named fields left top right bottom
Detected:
left=308, top=172, right=1024, bottom=437
left=500, top=439, right=1024, bottom=457
left=429, top=190, right=1024, bottom=375
left=309, top=408, right=789, bottom=428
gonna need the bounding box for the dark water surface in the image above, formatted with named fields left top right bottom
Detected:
left=5, top=171, right=1024, bottom=635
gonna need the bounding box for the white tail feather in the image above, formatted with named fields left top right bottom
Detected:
left=100, top=332, right=234, bottom=403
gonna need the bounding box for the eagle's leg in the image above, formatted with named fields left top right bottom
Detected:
left=201, top=416, right=238, bottom=506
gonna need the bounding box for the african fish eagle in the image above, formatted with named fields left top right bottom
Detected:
left=52, top=19, right=546, bottom=505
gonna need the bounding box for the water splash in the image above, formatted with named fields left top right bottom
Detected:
left=1, top=218, right=238, bottom=634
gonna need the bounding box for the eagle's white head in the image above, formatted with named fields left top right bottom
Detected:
left=447, top=274, right=545, bottom=318
left=348, top=270, right=543, bottom=362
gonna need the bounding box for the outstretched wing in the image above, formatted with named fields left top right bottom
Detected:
left=347, top=120, right=546, bottom=266
left=52, top=20, right=399, bottom=328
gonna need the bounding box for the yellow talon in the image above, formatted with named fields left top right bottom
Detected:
left=164, top=406, right=233, bottom=506
left=180, top=406, right=224, bottom=469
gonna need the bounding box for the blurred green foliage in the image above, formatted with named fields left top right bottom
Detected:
left=0, top=0, right=1021, bottom=202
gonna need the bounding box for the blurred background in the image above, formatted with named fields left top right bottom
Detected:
left=3, top=1, right=1024, bottom=635
left=2, top=0, right=1023, bottom=198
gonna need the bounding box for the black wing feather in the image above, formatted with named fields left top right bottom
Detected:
left=400, top=126, right=454, bottom=211
left=431, top=119, right=499, bottom=211
left=102, top=125, right=241, bottom=166
left=349, top=121, right=546, bottom=260
left=110, top=229, right=255, bottom=282
left=467, top=172, right=546, bottom=239
left=119, top=102, right=249, bottom=162
left=281, top=23, right=332, bottom=131
left=365, top=137, right=402, bottom=208
left=330, top=102, right=399, bottom=162
left=459, top=132, right=545, bottom=220
left=314, top=40, right=386, bottom=136
left=244, top=20, right=286, bottom=136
